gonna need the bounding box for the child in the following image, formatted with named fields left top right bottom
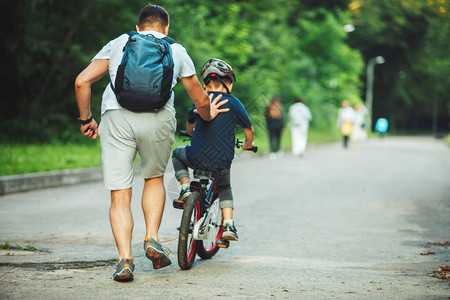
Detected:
left=172, top=58, right=254, bottom=241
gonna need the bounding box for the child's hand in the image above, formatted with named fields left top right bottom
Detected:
left=243, top=141, right=254, bottom=151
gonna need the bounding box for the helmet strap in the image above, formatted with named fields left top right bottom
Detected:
left=216, top=76, right=230, bottom=94
left=205, top=74, right=230, bottom=94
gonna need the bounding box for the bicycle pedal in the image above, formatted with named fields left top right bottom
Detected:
left=216, top=239, right=230, bottom=248
left=173, top=199, right=185, bottom=209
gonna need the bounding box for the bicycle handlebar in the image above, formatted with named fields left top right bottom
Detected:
left=179, top=131, right=257, bottom=153
left=179, top=130, right=191, bottom=137
left=235, top=139, right=258, bottom=153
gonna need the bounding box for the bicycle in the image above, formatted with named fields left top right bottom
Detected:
left=176, top=131, right=257, bottom=270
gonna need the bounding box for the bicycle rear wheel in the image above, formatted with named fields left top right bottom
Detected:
left=197, top=197, right=223, bottom=259
left=178, top=191, right=202, bottom=270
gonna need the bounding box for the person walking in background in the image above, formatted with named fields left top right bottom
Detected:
left=375, top=118, right=389, bottom=138
left=337, top=100, right=355, bottom=148
left=350, top=103, right=368, bottom=148
left=74, top=4, right=227, bottom=282
left=265, top=96, right=284, bottom=160
left=288, top=97, right=312, bottom=157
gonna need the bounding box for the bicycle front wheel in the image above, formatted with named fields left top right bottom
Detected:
left=177, top=191, right=202, bottom=270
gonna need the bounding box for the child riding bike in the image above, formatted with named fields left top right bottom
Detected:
left=172, top=58, right=255, bottom=241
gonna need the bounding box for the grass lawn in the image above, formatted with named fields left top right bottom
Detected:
left=0, top=142, right=103, bottom=176
left=1, top=129, right=341, bottom=176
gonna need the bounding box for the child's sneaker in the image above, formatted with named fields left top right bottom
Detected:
left=173, top=187, right=191, bottom=209
left=222, top=223, right=239, bottom=241
left=113, top=258, right=134, bottom=282
left=144, top=236, right=172, bottom=269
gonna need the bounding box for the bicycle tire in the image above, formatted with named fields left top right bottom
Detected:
left=177, top=191, right=202, bottom=270
left=197, top=197, right=223, bottom=259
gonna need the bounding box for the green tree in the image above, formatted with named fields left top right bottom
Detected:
left=0, top=0, right=143, bottom=143
left=1, top=0, right=364, bottom=143
left=348, top=0, right=450, bottom=132
left=165, top=0, right=363, bottom=133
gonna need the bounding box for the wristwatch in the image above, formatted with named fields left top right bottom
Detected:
left=78, top=115, right=93, bottom=125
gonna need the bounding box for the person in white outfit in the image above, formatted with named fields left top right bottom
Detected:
left=350, top=103, right=368, bottom=148
left=337, top=100, right=355, bottom=148
left=289, top=97, right=312, bottom=156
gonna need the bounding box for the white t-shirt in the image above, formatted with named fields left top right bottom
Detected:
left=92, top=30, right=196, bottom=116
left=337, top=107, right=356, bottom=128
left=289, top=102, right=312, bottom=128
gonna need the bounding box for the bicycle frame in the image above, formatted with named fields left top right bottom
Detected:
left=192, top=177, right=223, bottom=243
left=176, top=131, right=257, bottom=269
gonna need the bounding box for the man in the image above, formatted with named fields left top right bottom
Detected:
left=75, top=4, right=228, bottom=282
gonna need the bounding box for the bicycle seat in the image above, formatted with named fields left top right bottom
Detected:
left=193, top=169, right=216, bottom=181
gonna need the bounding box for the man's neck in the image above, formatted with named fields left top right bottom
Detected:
left=136, top=24, right=168, bottom=35
left=138, top=28, right=162, bottom=33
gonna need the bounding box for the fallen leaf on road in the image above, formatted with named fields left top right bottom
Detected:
left=431, top=264, right=450, bottom=281
left=425, top=241, right=450, bottom=248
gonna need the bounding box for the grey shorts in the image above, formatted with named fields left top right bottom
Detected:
left=99, top=109, right=176, bottom=190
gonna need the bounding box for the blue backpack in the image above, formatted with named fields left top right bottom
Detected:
left=375, top=118, right=389, bottom=133
left=111, top=31, right=175, bottom=112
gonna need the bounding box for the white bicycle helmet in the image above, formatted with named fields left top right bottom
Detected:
left=201, top=58, right=236, bottom=86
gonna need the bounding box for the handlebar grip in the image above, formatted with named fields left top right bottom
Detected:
left=179, top=130, right=191, bottom=137
left=248, top=146, right=258, bottom=153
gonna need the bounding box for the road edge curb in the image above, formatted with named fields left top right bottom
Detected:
left=0, top=168, right=103, bottom=195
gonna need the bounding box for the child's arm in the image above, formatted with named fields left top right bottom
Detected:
left=186, top=121, right=195, bottom=136
left=243, top=126, right=255, bottom=150
left=186, top=106, right=196, bottom=136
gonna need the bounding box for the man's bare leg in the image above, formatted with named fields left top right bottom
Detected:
left=142, top=176, right=165, bottom=241
left=142, top=176, right=172, bottom=269
left=110, top=188, right=133, bottom=259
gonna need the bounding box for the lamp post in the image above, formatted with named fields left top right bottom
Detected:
left=365, top=56, right=385, bottom=130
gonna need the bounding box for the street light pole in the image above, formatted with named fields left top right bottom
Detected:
left=365, top=56, right=385, bottom=130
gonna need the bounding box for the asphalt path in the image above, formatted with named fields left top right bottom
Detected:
left=0, top=136, right=449, bottom=299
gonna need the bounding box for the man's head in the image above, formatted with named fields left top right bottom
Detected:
left=295, top=97, right=304, bottom=104
left=136, top=4, right=169, bottom=35
left=201, top=59, right=236, bottom=94
left=342, top=100, right=349, bottom=108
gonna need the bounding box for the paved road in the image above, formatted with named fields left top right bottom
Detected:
left=0, top=137, right=449, bottom=299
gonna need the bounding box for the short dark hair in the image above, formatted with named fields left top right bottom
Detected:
left=207, top=77, right=232, bottom=89
left=138, top=5, right=169, bottom=29
left=295, top=97, right=304, bottom=103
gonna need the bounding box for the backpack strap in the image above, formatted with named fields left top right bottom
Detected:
left=162, top=36, right=176, bottom=44
left=128, top=31, right=175, bottom=44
